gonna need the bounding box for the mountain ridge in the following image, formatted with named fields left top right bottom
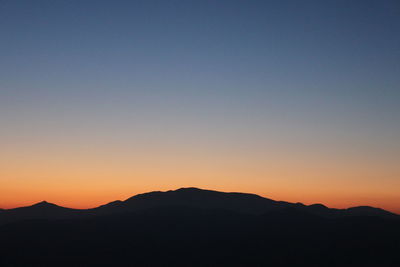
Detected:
left=1, top=187, right=399, bottom=266
left=0, top=187, right=397, bottom=226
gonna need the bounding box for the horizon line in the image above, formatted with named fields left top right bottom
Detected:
left=1, top=187, right=398, bottom=215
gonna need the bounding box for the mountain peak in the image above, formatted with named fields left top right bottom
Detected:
left=176, top=187, right=200, bottom=190
left=344, top=206, right=397, bottom=217
left=309, top=203, right=328, bottom=209
left=31, top=201, right=59, bottom=208
left=175, top=187, right=206, bottom=192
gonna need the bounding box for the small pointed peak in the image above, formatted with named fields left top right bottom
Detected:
left=32, top=200, right=57, bottom=207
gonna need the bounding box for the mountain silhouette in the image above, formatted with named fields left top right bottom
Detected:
left=0, top=200, right=83, bottom=226
left=114, top=187, right=290, bottom=214
left=0, top=188, right=397, bottom=226
left=1, top=188, right=399, bottom=266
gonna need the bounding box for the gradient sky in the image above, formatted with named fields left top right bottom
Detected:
left=1, top=0, right=399, bottom=213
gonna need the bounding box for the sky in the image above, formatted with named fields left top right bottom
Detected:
left=0, top=0, right=399, bottom=213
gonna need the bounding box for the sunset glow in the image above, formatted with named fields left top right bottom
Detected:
left=1, top=0, right=399, bottom=214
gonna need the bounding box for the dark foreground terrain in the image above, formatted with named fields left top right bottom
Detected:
left=1, top=188, right=399, bottom=266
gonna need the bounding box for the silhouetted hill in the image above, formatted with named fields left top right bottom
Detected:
left=122, top=187, right=290, bottom=213
left=0, top=200, right=84, bottom=225
left=0, top=188, right=398, bottom=226
left=94, top=187, right=399, bottom=218
left=0, top=188, right=399, bottom=266
left=343, top=206, right=396, bottom=217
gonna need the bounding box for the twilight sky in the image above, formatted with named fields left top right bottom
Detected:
left=1, top=0, right=399, bottom=213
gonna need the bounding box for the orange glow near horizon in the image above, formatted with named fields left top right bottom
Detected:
left=1, top=120, right=399, bottom=214
left=0, top=158, right=400, bottom=214
left=2, top=184, right=400, bottom=214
